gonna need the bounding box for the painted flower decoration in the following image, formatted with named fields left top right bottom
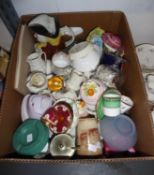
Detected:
left=83, top=81, right=98, bottom=97
left=42, top=102, right=73, bottom=133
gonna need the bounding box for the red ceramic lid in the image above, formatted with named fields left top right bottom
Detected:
left=42, top=102, right=73, bottom=133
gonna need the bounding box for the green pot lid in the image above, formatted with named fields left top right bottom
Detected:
left=12, top=119, right=49, bottom=156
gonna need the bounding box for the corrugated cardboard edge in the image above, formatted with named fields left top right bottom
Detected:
left=0, top=156, right=154, bottom=164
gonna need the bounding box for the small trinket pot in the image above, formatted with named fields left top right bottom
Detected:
left=21, top=94, right=53, bottom=121
left=50, top=134, right=75, bottom=157
left=42, top=101, right=73, bottom=134
left=51, top=51, right=72, bottom=76
left=80, top=79, right=106, bottom=111
left=48, top=75, right=64, bottom=92
left=100, top=115, right=137, bottom=151
left=77, top=117, right=103, bottom=156
left=97, top=88, right=121, bottom=119
left=26, top=72, right=47, bottom=93
left=102, top=32, right=122, bottom=53
left=12, top=119, right=49, bottom=156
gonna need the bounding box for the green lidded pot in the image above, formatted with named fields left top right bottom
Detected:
left=97, top=88, right=121, bottom=119
left=12, top=119, right=49, bottom=156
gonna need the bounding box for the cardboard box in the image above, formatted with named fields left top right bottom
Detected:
left=0, top=11, right=154, bottom=163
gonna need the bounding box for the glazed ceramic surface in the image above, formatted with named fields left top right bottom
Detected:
left=77, top=117, right=102, bottom=156
left=100, top=115, right=137, bottom=151
left=21, top=94, right=52, bottom=121
left=42, top=102, right=73, bottom=134
left=69, top=41, right=102, bottom=73
left=50, top=134, right=75, bottom=157
left=136, top=44, right=154, bottom=70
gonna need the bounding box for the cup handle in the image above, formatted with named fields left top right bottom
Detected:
left=60, top=26, right=75, bottom=47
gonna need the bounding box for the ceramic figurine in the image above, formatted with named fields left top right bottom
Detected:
left=69, top=41, right=102, bottom=74
left=50, top=134, right=75, bottom=157
left=86, top=27, right=104, bottom=48
left=21, top=94, right=53, bottom=121
left=26, top=72, right=48, bottom=93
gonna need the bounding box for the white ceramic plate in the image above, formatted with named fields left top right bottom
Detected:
left=136, top=43, right=154, bottom=70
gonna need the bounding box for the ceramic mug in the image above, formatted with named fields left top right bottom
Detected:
left=77, top=117, right=102, bottom=156
left=69, top=41, right=102, bottom=73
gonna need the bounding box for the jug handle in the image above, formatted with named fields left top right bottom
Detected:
left=60, top=26, right=75, bottom=47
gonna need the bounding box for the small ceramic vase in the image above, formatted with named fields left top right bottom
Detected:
left=69, top=41, right=102, bottom=73
left=77, top=117, right=103, bottom=156
left=50, top=134, right=75, bottom=157
left=21, top=94, right=53, bottom=121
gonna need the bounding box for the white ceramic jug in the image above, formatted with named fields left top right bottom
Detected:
left=27, top=52, right=52, bottom=75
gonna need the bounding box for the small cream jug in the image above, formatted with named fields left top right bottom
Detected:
left=27, top=52, right=52, bottom=75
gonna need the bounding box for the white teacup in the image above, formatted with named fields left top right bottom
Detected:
left=121, top=95, right=134, bottom=113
